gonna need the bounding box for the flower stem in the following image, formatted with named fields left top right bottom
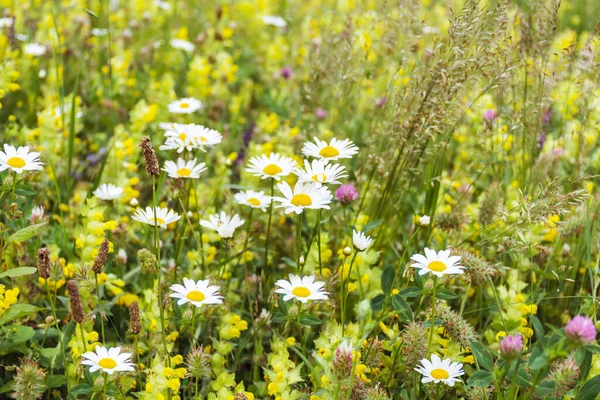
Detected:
left=427, top=276, right=438, bottom=356
left=264, top=179, right=275, bottom=276
left=296, top=212, right=303, bottom=272
left=153, top=175, right=170, bottom=368
left=50, top=283, right=71, bottom=394
left=342, top=251, right=358, bottom=337
left=94, top=274, right=105, bottom=342
left=317, top=209, right=322, bottom=274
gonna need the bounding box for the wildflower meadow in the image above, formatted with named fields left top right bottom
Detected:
left=2, top=0, right=600, bottom=399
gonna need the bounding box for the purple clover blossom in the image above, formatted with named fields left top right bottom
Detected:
left=280, top=66, right=293, bottom=79
left=483, top=109, right=498, bottom=122
left=315, top=108, right=328, bottom=120
left=500, top=334, right=523, bottom=358
left=336, top=184, right=358, bottom=204
left=565, top=315, right=596, bottom=344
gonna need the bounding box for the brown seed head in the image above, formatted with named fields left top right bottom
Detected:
left=37, top=248, right=51, bottom=279
left=66, top=280, right=84, bottom=324
left=92, top=239, right=110, bottom=274
left=140, top=136, right=159, bottom=176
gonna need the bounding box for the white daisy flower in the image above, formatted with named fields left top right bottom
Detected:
left=91, top=28, right=108, bottom=37
left=415, top=354, right=464, bottom=387
left=81, top=346, right=135, bottom=375
left=246, top=153, right=296, bottom=180
left=93, top=183, right=124, bottom=201
left=200, top=211, right=245, bottom=239
left=0, top=144, right=44, bottom=174
left=274, top=274, right=329, bottom=303
left=352, top=229, right=373, bottom=252
left=295, top=159, right=347, bottom=186
left=262, top=15, right=287, bottom=28
left=0, top=17, right=14, bottom=28
left=168, top=98, right=202, bottom=114
left=169, top=278, right=224, bottom=308
left=302, top=137, right=359, bottom=161
left=410, top=248, right=463, bottom=278
left=132, top=207, right=181, bottom=229
left=155, top=0, right=171, bottom=10
left=170, top=38, right=195, bottom=52
left=159, top=123, right=222, bottom=153
left=234, top=190, right=271, bottom=212
left=162, top=158, right=207, bottom=179
left=23, top=43, right=46, bottom=56
left=272, top=181, right=332, bottom=214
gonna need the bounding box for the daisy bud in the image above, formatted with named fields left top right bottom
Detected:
left=418, top=215, right=431, bottom=226
left=565, top=315, right=596, bottom=344
left=129, top=301, right=142, bottom=334
left=140, top=136, right=159, bottom=176
left=129, top=197, right=139, bottom=207
left=500, top=334, right=523, bottom=359
left=37, top=247, right=51, bottom=279
left=299, top=256, right=305, bottom=266
left=66, top=280, right=85, bottom=324
left=92, top=239, right=109, bottom=274
left=117, top=248, right=127, bottom=264
left=343, top=246, right=353, bottom=256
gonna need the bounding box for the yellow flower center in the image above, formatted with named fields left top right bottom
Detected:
left=180, top=103, right=189, bottom=109
left=431, top=368, right=449, bottom=380
left=198, top=136, right=207, bottom=142
left=98, top=358, right=117, bottom=369
left=179, top=132, right=187, bottom=140
left=291, top=194, right=312, bottom=207
left=186, top=290, right=206, bottom=302
left=7, top=157, right=26, bottom=168
left=248, top=198, right=261, bottom=206
left=263, top=164, right=282, bottom=175
left=428, top=261, right=447, bottom=272
left=319, top=146, right=339, bottom=158
left=312, top=173, right=327, bottom=183
left=292, top=286, right=311, bottom=298
left=151, top=217, right=166, bottom=225
left=177, top=168, right=192, bottom=177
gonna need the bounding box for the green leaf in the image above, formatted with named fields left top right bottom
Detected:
left=83, top=8, right=99, bottom=18
left=15, top=185, right=37, bottom=196
left=467, top=370, right=493, bottom=387
left=381, top=267, right=395, bottom=294
left=362, top=219, right=382, bottom=233
left=40, top=347, right=61, bottom=360
left=0, top=267, right=37, bottom=279
left=46, top=375, right=67, bottom=388
left=6, top=223, right=47, bottom=244
left=0, top=325, right=35, bottom=355
left=391, top=295, right=413, bottom=322
left=398, top=286, right=421, bottom=298
left=299, top=314, right=322, bottom=326
left=530, top=315, right=544, bottom=339
left=535, top=380, right=555, bottom=397
left=435, top=289, right=458, bottom=300
left=272, top=311, right=286, bottom=324
left=0, top=304, right=38, bottom=325
left=470, top=341, right=494, bottom=371
left=577, top=374, right=600, bottom=400
left=71, top=383, right=93, bottom=395
left=528, top=347, right=548, bottom=370
left=370, top=294, right=385, bottom=311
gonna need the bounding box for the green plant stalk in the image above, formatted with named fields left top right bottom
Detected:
left=342, top=251, right=358, bottom=336
left=427, top=276, right=438, bottom=356
left=317, top=209, right=322, bottom=274
left=264, top=179, right=275, bottom=277
left=297, top=212, right=303, bottom=271
left=50, top=283, right=71, bottom=394
left=79, top=323, right=87, bottom=353
left=95, top=274, right=106, bottom=343
left=153, top=175, right=170, bottom=368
